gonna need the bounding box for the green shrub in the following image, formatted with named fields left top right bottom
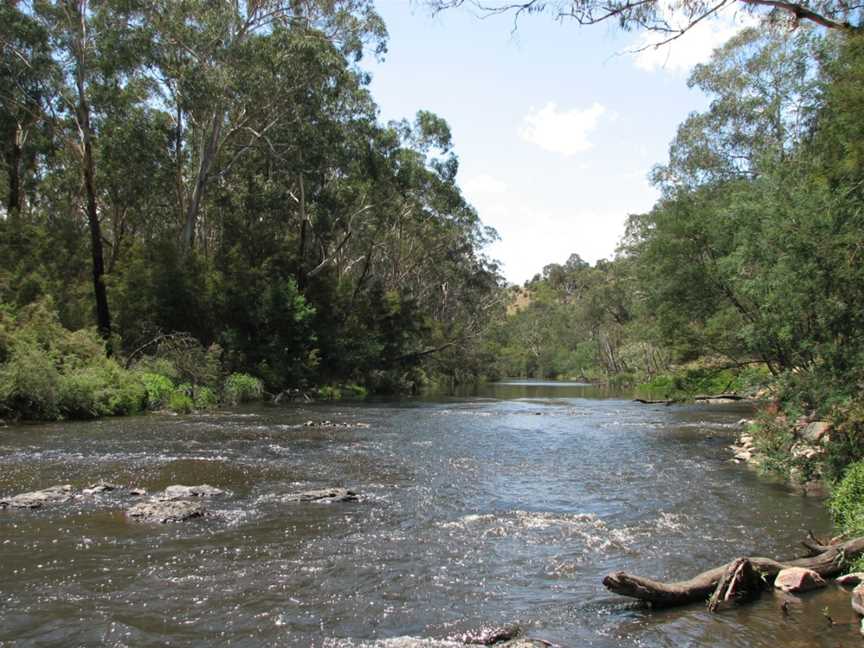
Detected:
left=342, top=383, right=368, bottom=399
left=829, top=461, right=864, bottom=536
left=823, top=402, right=864, bottom=481
left=139, top=372, right=175, bottom=409
left=0, top=339, right=61, bottom=420
left=317, top=384, right=342, bottom=400
left=168, top=390, right=194, bottom=414
left=750, top=413, right=797, bottom=478
left=223, top=372, right=263, bottom=405
left=58, top=363, right=146, bottom=419
left=193, top=386, right=218, bottom=409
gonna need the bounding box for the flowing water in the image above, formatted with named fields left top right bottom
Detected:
left=0, top=381, right=858, bottom=647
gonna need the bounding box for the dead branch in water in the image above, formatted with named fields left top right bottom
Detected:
left=603, top=535, right=864, bottom=608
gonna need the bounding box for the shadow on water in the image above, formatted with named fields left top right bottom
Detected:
left=0, top=383, right=854, bottom=647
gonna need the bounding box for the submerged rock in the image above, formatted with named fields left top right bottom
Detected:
left=127, top=499, right=205, bottom=523
left=0, top=484, right=74, bottom=509
left=83, top=481, right=119, bottom=495
left=774, top=567, right=826, bottom=593
left=283, top=487, right=358, bottom=503
left=459, top=623, right=520, bottom=645
left=161, top=484, right=225, bottom=500
left=302, top=420, right=370, bottom=430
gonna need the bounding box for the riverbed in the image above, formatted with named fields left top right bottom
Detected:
left=0, top=382, right=858, bottom=646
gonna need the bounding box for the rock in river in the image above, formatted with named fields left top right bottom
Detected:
left=83, top=481, right=119, bottom=495
left=127, top=499, right=206, bottom=523
left=283, top=487, right=358, bottom=503
left=161, top=484, right=225, bottom=500
left=853, top=583, right=864, bottom=616
left=774, top=567, right=826, bottom=593
left=0, top=484, right=75, bottom=509
left=837, top=573, right=864, bottom=587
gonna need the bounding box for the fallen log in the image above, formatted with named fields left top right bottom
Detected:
left=603, top=535, right=864, bottom=608
left=633, top=393, right=745, bottom=405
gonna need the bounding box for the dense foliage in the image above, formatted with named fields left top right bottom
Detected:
left=0, top=0, right=504, bottom=419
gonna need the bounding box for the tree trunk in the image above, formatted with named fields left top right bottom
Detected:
left=6, top=123, right=23, bottom=218
left=603, top=535, right=864, bottom=608
left=70, top=0, right=112, bottom=349
left=182, top=108, right=223, bottom=251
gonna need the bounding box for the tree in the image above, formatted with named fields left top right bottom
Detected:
left=430, top=0, right=861, bottom=42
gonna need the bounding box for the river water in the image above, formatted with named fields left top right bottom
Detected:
left=0, top=381, right=859, bottom=646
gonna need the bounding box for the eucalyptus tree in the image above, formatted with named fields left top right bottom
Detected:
left=138, top=0, right=386, bottom=251
left=430, top=0, right=861, bottom=41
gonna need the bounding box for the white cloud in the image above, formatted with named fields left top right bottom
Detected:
left=632, top=5, right=755, bottom=73
left=519, top=102, right=606, bottom=156
left=460, top=169, right=657, bottom=284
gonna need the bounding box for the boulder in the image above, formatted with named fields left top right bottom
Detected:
left=853, top=584, right=864, bottom=616
left=127, top=499, right=205, bottom=523
left=774, top=567, right=826, bottom=593
left=0, top=484, right=74, bottom=509
left=129, top=488, right=148, bottom=496
left=283, top=487, right=358, bottom=503
left=800, top=421, right=831, bottom=444
left=836, top=573, right=864, bottom=587
left=160, top=484, right=224, bottom=500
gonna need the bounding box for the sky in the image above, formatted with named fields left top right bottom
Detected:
left=362, top=1, right=751, bottom=284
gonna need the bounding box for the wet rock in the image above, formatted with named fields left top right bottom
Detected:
left=836, top=572, right=864, bottom=587
left=853, top=584, right=864, bottom=616
left=302, top=420, right=370, bottom=430
left=83, top=481, right=119, bottom=495
left=283, top=487, right=358, bottom=503
left=127, top=499, right=205, bottom=523
left=161, top=484, right=224, bottom=500
left=733, top=449, right=752, bottom=463
left=800, top=421, right=831, bottom=444
left=774, top=567, right=826, bottom=593
left=459, top=623, right=520, bottom=645
left=0, top=484, right=74, bottom=509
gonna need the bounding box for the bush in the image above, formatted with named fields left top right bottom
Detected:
left=317, top=384, right=342, bottom=400
left=342, top=383, right=368, bottom=399
left=0, top=339, right=61, bottom=420
left=829, top=461, right=864, bottom=536
left=193, top=386, right=218, bottom=409
left=138, top=372, right=175, bottom=409
left=58, top=363, right=146, bottom=419
left=223, top=373, right=263, bottom=405
left=168, top=390, right=194, bottom=414
left=823, top=402, right=864, bottom=481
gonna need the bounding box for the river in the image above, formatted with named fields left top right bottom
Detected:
left=0, top=381, right=859, bottom=646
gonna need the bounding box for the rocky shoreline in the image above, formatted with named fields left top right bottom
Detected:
left=729, top=417, right=830, bottom=497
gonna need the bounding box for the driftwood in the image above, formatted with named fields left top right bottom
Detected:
left=603, top=534, right=864, bottom=609
left=634, top=393, right=746, bottom=406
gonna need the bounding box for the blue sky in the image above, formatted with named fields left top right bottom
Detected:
left=363, top=1, right=749, bottom=284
